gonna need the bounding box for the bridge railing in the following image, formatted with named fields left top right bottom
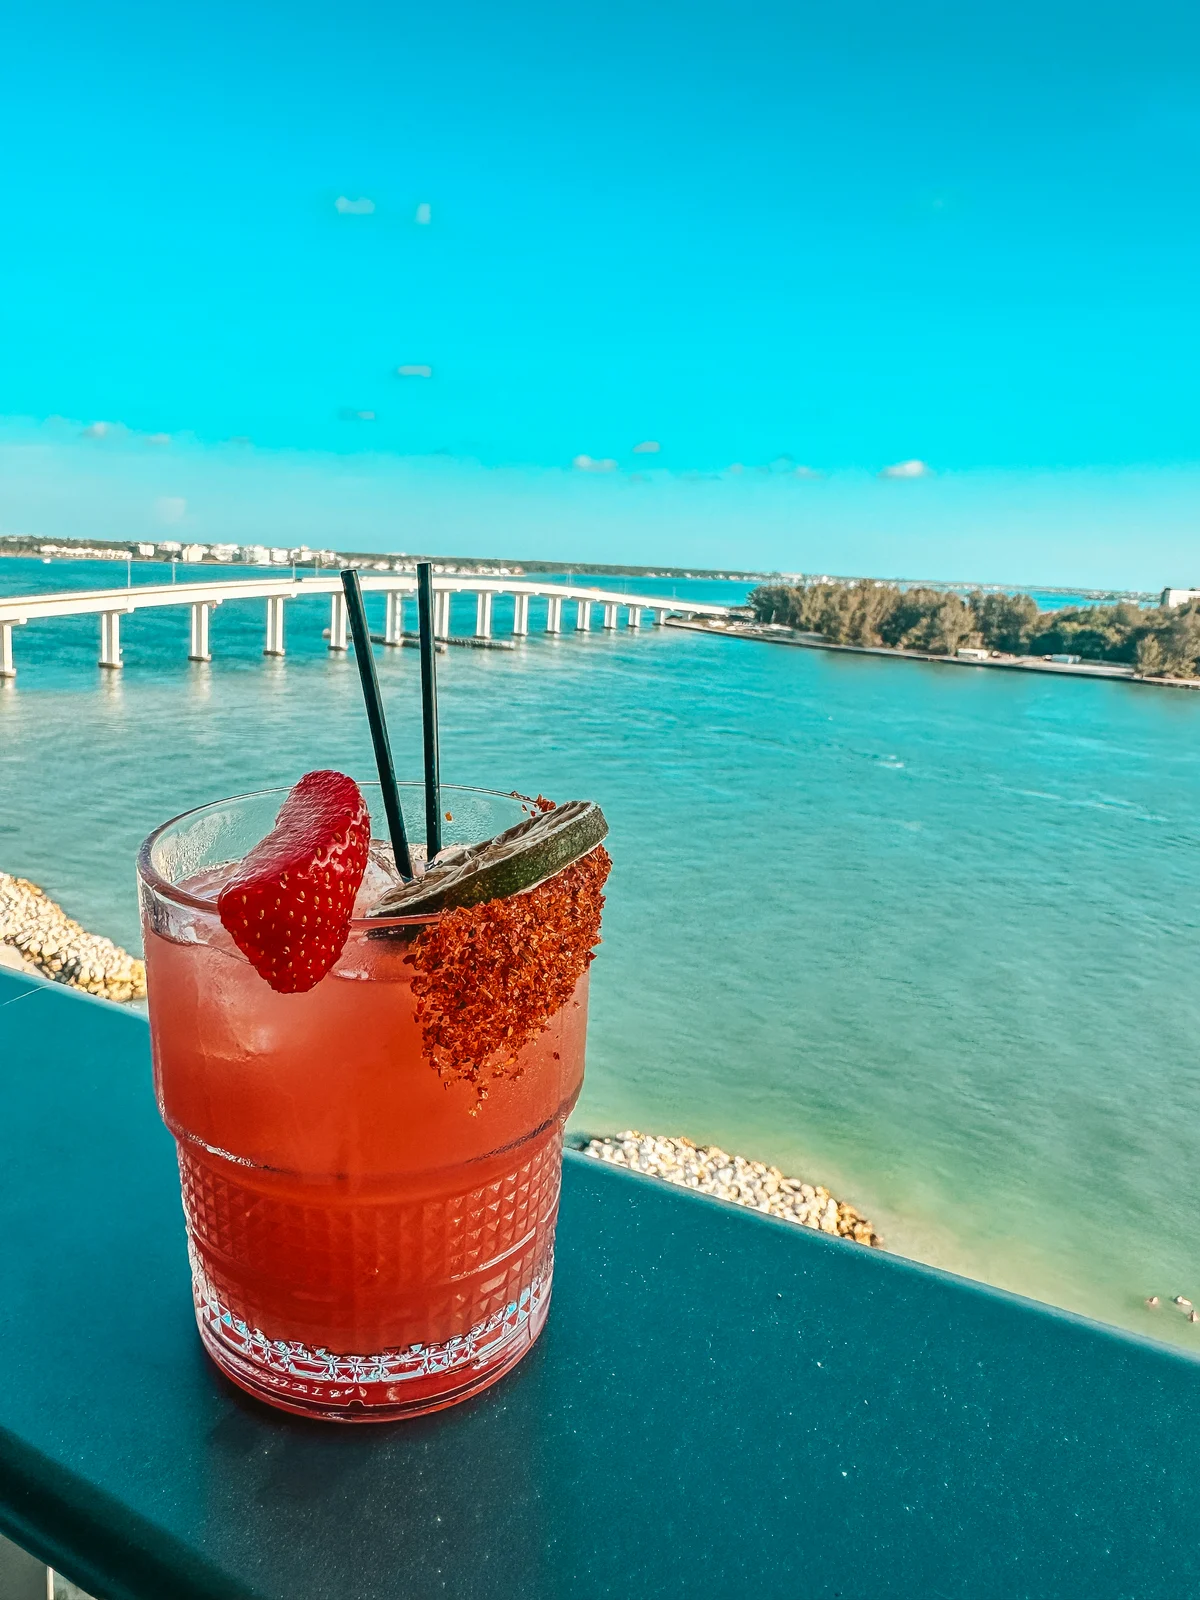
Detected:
left=0, top=576, right=728, bottom=677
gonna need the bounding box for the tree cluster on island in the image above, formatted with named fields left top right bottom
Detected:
left=749, top=582, right=1200, bottom=678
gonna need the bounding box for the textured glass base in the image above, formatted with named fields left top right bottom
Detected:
left=192, top=1255, right=553, bottom=1421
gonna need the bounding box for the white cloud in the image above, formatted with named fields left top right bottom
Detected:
left=632, top=440, right=660, bottom=454
left=573, top=454, right=617, bottom=472
left=879, top=459, right=933, bottom=479
left=335, top=196, right=375, bottom=215
left=397, top=364, right=433, bottom=378
left=144, top=433, right=171, bottom=446
left=81, top=422, right=111, bottom=438
left=338, top=408, right=377, bottom=421
left=415, top=202, right=432, bottom=225
left=154, top=496, right=186, bottom=525
left=794, top=465, right=822, bottom=478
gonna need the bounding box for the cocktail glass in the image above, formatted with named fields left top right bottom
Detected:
left=137, top=783, right=590, bottom=1421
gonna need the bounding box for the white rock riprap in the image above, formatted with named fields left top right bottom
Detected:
left=581, top=1132, right=883, bottom=1248
left=0, top=874, right=146, bottom=1003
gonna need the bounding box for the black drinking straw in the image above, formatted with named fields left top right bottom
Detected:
left=416, top=561, right=442, bottom=858
left=340, top=568, right=414, bottom=880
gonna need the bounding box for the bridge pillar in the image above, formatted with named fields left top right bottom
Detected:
left=188, top=601, right=214, bottom=662
left=576, top=600, right=591, bottom=631
left=546, top=595, right=563, bottom=634
left=627, top=605, right=642, bottom=630
left=653, top=608, right=668, bottom=625
left=0, top=622, right=16, bottom=679
left=384, top=592, right=404, bottom=646
left=99, top=611, right=123, bottom=670
left=264, top=595, right=286, bottom=656
left=434, top=590, right=452, bottom=638
left=475, top=592, right=493, bottom=638
left=512, top=594, right=530, bottom=636
left=328, top=592, right=349, bottom=651
left=603, top=602, right=619, bottom=630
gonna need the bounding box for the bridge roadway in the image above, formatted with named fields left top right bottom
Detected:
left=0, top=573, right=730, bottom=676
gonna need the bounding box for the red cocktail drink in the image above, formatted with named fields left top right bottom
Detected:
left=138, top=783, right=606, bottom=1421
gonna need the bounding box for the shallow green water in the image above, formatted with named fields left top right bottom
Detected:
left=3, top=558, right=1200, bottom=1348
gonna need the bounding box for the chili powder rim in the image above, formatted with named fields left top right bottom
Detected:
left=406, top=842, right=612, bottom=1098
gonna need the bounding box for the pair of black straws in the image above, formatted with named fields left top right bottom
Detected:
left=340, top=563, right=441, bottom=882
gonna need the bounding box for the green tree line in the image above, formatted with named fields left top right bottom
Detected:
left=748, top=582, right=1200, bottom=678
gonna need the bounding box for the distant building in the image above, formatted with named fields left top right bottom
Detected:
left=210, top=543, right=239, bottom=562
left=180, top=545, right=206, bottom=563
left=269, top=548, right=290, bottom=564
left=1161, top=587, right=1200, bottom=609
left=242, top=545, right=271, bottom=565
left=137, top=543, right=156, bottom=557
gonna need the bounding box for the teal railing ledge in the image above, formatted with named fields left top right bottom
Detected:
left=2, top=964, right=1199, bottom=1599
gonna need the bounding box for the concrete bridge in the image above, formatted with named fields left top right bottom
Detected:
left=0, top=573, right=731, bottom=676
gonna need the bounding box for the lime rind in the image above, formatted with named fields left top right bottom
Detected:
left=369, top=800, right=608, bottom=918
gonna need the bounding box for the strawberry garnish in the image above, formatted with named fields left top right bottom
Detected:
left=217, top=770, right=370, bottom=993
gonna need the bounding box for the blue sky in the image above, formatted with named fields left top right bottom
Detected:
left=3, top=0, right=1199, bottom=582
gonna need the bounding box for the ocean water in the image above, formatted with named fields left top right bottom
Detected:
left=3, top=557, right=1200, bottom=1349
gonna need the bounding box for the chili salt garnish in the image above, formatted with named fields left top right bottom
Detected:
left=508, top=791, right=557, bottom=815
left=407, top=844, right=611, bottom=1101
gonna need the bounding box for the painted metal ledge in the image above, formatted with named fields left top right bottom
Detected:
left=1, top=966, right=1198, bottom=1599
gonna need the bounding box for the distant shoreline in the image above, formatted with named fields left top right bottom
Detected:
left=0, top=536, right=1159, bottom=602
left=670, top=617, right=1200, bottom=690
left=0, top=536, right=770, bottom=585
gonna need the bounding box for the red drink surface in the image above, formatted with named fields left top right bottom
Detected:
left=144, top=900, right=587, bottom=1411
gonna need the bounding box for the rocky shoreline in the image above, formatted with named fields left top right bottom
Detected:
left=0, top=874, right=146, bottom=1003
left=578, top=1131, right=883, bottom=1247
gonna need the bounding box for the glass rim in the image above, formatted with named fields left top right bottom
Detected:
left=136, top=781, right=536, bottom=928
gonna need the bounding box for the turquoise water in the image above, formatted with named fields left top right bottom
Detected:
left=4, top=557, right=1200, bottom=1348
